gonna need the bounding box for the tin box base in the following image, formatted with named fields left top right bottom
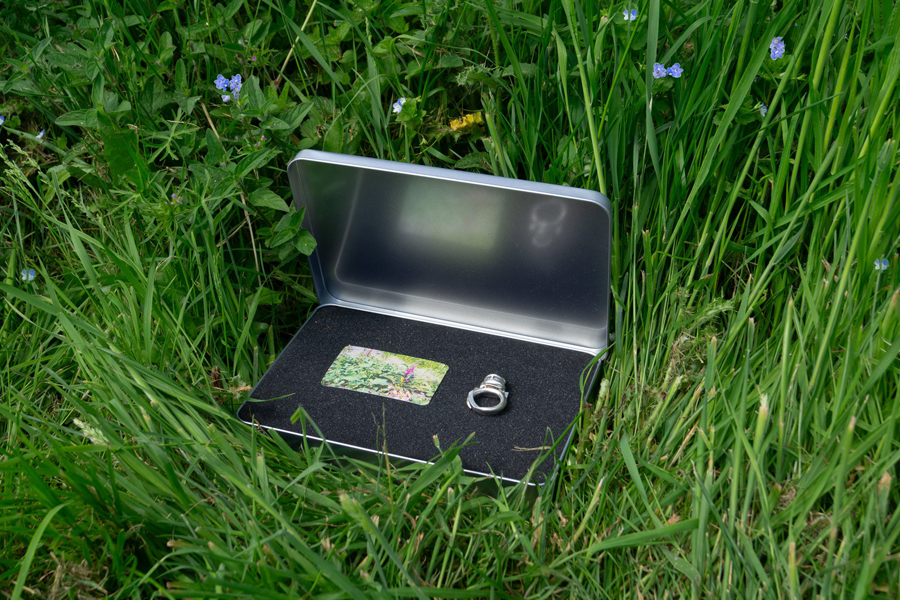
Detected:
left=238, top=306, right=598, bottom=484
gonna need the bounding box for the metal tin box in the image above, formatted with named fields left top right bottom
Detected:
left=238, top=150, right=611, bottom=485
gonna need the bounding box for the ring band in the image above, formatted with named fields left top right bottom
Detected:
left=467, top=374, right=508, bottom=415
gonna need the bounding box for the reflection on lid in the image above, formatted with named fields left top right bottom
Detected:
left=396, top=188, right=502, bottom=261
left=529, top=199, right=568, bottom=248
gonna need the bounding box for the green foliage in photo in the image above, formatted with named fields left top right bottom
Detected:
left=322, top=346, right=449, bottom=405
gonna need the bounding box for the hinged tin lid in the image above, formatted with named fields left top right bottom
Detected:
left=288, top=150, right=611, bottom=354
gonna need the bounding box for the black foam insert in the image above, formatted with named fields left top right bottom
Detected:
left=238, top=306, right=594, bottom=482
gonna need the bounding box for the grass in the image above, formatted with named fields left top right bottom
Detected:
left=1, top=0, right=899, bottom=597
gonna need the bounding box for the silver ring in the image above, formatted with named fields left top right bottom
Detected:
left=467, top=374, right=508, bottom=415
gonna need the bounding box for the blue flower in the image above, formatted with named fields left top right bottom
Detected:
left=229, top=75, right=242, bottom=92
left=759, top=103, right=768, bottom=117
left=0, top=115, right=5, bottom=125
left=21, top=269, right=35, bottom=282
left=624, top=9, right=637, bottom=21
left=221, top=94, right=231, bottom=102
left=214, top=74, right=229, bottom=91
left=392, top=97, right=406, bottom=113
left=36, top=129, right=45, bottom=140
left=875, top=258, right=889, bottom=271
left=770, top=37, right=785, bottom=60
left=165, top=192, right=184, bottom=206
left=667, top=63, right=683, bottom=78
left=652, top=63, right=666, bottom=79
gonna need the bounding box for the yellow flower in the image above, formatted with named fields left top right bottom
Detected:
left=449, top=111, right=484, bottom=132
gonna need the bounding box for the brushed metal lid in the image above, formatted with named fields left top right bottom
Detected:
left=287, top=150, right=611, bottom=354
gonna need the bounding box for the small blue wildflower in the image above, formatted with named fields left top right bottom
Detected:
left=229, top=75, right=242, bottom=92
left=759, top=103, right=768, bottom=117
left=624, top=9, right=637, bottom=21
left=221, top=94, right=231, bottom=102
left=214, top=74, right=229, bottom=91
left=21, top=269, right=35, bottom=282
left=392, top=97, right=406, bottom=113
left=667, top=63, right=683, bottom=78
left=0, top=115, right=5, bottom=125
left=652, top=63, right=666, bottom=79
left=36, top=129, right=45, bottom=140
left=770, top=37, right=785, bottom=60
left=875, top=258, right=889, bottom=271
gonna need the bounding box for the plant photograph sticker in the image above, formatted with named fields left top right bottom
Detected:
left=321, top=346, right=449, bottom=405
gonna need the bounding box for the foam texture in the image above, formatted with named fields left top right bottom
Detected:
left=238, top=306, right=593, bottom=481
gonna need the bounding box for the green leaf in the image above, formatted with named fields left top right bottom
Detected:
left=281, top=103, right=313, bottom=132
left=206, top=129, right=225, bottom=165
left=267, top=227, right=295, bottom=248
left=174, top=91, right=200, bottom=116
left=437, top=53, right=464, bottom=69
left=56, top=109, right=99, bottom=128
left=169, top=46, right=182, bottom=76
left=235, top=149, right=277, bottom=178
left=501, top=62, right=537, bottom=77
left=395, top=97, right=420, bottom=126
left=372, top=36, right=394, bottom=57
left=284, top=20, right=345, bottom=90
left=10, top=503, right=70, bottom=600
left=323, top=122, right=343, bottom=152
left=259, top=115, right=291, bottom=130
left=386, top=15, right=409, bottom=34
left=223, top=0, right=243, bottom=19
left=619, top=432, right=664, bottom=528
left=661, top=548, right=701, bottom=585
left=110, top=100, right=131, bottom=114
left=249, top=189, right=290, bottom=212
left=586, top=519, right=699, bottom=554
left=31, top=37, right=53, bottom=60
left=293, top=230, right=317, bottom=255
left=455, top=152, right=492, bottom=172
left=259, top=287, right=284, bottom=304
left=101, top=129, right=137, bottom=179
left=245, top=76, right=266, bottom=111
left=274, top=207, right=306, bottom=232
